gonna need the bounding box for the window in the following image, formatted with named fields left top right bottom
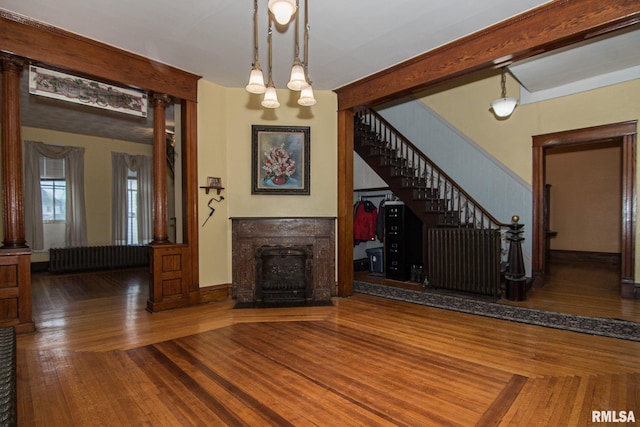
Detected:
left=40, top=156, right=66, bottom=222
left=127, top=169, right=138, bottom=245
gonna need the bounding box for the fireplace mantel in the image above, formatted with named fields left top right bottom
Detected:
left=231, top=217, right=336, bottom=303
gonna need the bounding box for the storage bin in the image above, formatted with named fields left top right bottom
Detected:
left=366, top=247, right=384, bottom=273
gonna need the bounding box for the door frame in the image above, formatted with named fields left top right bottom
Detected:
left=531, top=121, right=637, bottom=298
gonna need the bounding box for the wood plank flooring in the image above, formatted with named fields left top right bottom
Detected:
left=506, top=259, right=640, bottom=322
left=16, top=265, right=640, bottom=426
left=356, top=258, right=640, bottom=323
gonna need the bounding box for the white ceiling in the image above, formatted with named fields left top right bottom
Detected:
left=0, top=0, right=638, bottom=144
left=0, top=0, right=554, bottom=91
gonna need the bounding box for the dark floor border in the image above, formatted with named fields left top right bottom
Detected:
left=354, top=280, right=640, bottom=342
left=234, top=300, right=334, bottom=309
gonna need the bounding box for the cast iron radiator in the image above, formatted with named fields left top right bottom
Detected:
left=427, top=228, right=501, bottom=299
left=0, top=327, right=16, bottom=427
left=49, top=245, right=149, bottom=274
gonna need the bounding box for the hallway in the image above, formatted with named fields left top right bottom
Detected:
left=355, top=259, right=639, bottom=323
left=506, top=258, right=638, bottom=322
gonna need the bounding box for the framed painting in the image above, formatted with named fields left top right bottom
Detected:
left=251, top=125, right=310, bottom=195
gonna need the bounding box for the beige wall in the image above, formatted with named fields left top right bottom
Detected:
left=419, top=75, right=639, bottom=271
left=546, top=145, right=621, bottom=253
left=21, top=127, right=153, bottom=262
left=197, top=81, right=338, bottom=287
left=419, top=75, right=639, bottom=184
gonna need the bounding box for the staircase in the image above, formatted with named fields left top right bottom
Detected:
left=354, top=108, right=515, bottom=299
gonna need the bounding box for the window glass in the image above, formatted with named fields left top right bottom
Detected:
left=40, top=157, right=66, bottom=222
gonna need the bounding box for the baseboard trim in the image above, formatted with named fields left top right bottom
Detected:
left=549, top=250, right=620, bottom=265
left=198, top=284, right=232, bottom=304
left=620, top=279, right=640, bottom=299
left=31, top=261, right=49, bottom=273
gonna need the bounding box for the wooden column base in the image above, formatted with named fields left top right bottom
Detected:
left=147, top=244, right=194, bottom=312
left=0, top=250, right=35, bottom=333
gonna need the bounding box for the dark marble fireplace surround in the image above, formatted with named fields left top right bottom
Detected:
left=231, top=217, right=336, bottom=303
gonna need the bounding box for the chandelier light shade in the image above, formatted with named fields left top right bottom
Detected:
left=287, top=59, right=307, bottom=90
left=261, top=16, right=280, bottom=108
left=287, top=11, right=306, bottom=91
left=297, top=0, right=316, bottom=105
left=491, top=97, right=518, bottom=118
left=261, top=83, right=280, bottom=108
left=246, top=0, right=266, bottom=94
left=490, top=68, right=518, bottom=118
left=268, top=0, right=297, bottom=25
left=297, top=83, right=316, bottom=106
left=248, top=0, right=315, bottom=108
left=246, top=66, right=266, bottom=94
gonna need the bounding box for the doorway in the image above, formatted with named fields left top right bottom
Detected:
left=531, top=121, right=637, bottom=298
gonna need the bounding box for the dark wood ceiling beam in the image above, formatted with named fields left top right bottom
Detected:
left=334, top=0, right=640, bottom=111
left=0, top=11, right=200, bottom=102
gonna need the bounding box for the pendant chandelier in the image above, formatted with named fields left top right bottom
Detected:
left=245, top=0, right=316, bottom=108
left=490, top=68, right=518, bottom=118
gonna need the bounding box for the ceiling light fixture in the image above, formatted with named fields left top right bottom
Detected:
left=261, top=15, right=280, bottom=108
left=246, top=0, right=266, bottom=94
left=490, top=68, right=518, bottom=118
left=297, top=0, right=316, bottom=106
left=246, top=0, right=315, bottom=108
left=268, top=0, right=297, bottom=25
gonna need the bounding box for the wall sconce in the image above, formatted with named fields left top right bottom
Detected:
left=490, top=68, right=518, bottom=118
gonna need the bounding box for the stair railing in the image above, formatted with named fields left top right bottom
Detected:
left=356, top=108, right=510, bottom=231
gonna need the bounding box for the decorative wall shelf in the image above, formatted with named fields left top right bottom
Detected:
left=200, top=186, right=224, bottom=195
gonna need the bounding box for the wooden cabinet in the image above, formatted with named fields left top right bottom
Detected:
left=384, top=203, right=423, bottom=281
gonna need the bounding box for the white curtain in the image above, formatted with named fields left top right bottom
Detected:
left=111, top=153, right=129, bottom=246
left=24, top=141, right=87, bottom=250
left=111, top=152, right=153, bottom=245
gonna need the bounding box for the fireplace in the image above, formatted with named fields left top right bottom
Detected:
left=231, top=217, right=335, bottom=303
left=256, top=245, right=313, bottom=303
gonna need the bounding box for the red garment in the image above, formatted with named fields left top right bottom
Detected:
left=354, top=202, right=377, bottom=242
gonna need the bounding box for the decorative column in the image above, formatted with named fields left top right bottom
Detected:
left=0, top=55, right=34, bottom=333
left=147, top=93, right=192, bottom=312
left=151, top=93, right=171, bottom=244
left=1, top=55, right=27, bottom=249
left=505, top=215, right=526, bottom=301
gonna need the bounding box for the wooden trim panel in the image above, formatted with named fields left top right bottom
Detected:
left=531, top=121, right=637, bottom=297
left=0, top=10, right=199, bottom=101
left=334, top=0, right=640, bottom=110
left=0, top=251, right=35, bottom=333
left=147, top=244, right=192, bottom=312
left=337, top=110, right=354, bottom=297
left=181, top=100, right=201, bottom=299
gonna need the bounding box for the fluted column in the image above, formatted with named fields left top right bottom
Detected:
left=151, top=93, right=171, bottom=244
left=1, top=55, right=27, bottom=249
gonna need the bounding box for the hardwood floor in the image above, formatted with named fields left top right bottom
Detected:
left=16, top=265, right=640, bottom=426
left=356, top=258, right=640, bottom=323
left=506, top=259, right=640, bottom=323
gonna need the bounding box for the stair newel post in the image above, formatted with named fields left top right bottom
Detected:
left=505, top=215, right=527, bottom=301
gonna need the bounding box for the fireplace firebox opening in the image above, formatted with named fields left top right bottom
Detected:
left=256, top=245, right=313, bottom=303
